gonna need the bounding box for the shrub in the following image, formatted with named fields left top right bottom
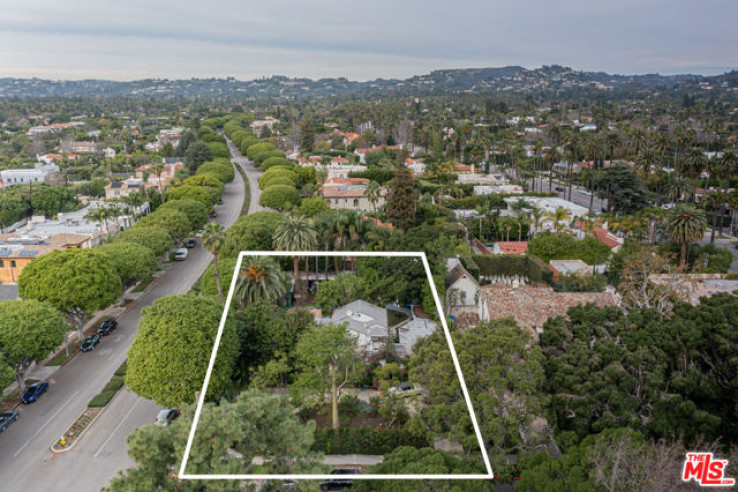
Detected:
left=136, top=208, right=191, bottom=239
left=221, top=212, right=285, bottom=257
left=165, top=185, right=215, bottom=207
left=252, top=149, right=285, bottom=166
left=183, top=173, right=225, bottom=191
left=260, top=156, right=292, bottom=171
left=246, top=142, right=277, bottom=160
left=259, top=170, right=299, bottom=189
left=259, top=185, right=300, bottom=209
left=206, top=142, right=230, bottom=159
left=116, top=227, right=173, bottom=256
left=312, top=428, right=429, bottom=455
left=196, top=161, right=235, bottom=183
left=157, top=199, right=209, bottom=231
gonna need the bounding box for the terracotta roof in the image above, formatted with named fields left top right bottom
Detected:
left=482, top=284, right=617, bottom=334
left=331, top=157, right=349, bottom=164
left=455, top=163, right=473, bottom=172
left=363, top=216, right=393, bottom=229
left=323, top=177, right=369, bottom=187
left=321, top=186, right=367, bottom=198
left=574, top=222, right=622, bottom=249
left=496, top=241, right=528, bottom=254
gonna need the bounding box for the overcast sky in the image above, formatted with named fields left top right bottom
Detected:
left=1, top=0, right=736, bottom=81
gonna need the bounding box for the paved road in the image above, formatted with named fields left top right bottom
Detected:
left=0, top=162, right=247, bottom=492
left=226, top=136, right=265, bottom=215
left=530, top=176, right=608, bottom=213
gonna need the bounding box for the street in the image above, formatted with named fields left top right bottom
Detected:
left=0, top=157, right=251, bottom=492
left=226, top=136, right=265, bottom=215
left=530, top=176, right=608, bottom=213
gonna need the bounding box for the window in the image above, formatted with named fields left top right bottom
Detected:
left=353, top=199, right=359, bottom=207
left=0, top=260, right=3, bottom=267
left=460, top=291, right=467, bottom=301
left=10, top=260, right=16, bottom=268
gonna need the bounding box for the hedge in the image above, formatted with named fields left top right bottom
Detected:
left=469, top=254, right=552, bottom=284
left=260, top=156, right=292, bottom=171
left=259, top=184, right=300, bottom=209
left=196, top=161, right=235, bottom=183
left=88, top=363, right=127, bottom=408
left=311, top=427, right=429, bottom=455
left=259, top=170, right=299, bottom=189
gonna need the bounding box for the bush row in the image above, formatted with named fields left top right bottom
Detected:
left=311, top=427, right=429, bottom=455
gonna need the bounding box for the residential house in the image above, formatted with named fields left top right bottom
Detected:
left=548, top=259, right=594, bottom=282
left=481, top=284, right=617, bottom=335
left=573, top=222, right=623, bottom=252
left=405, top=158, right=426, bottom=176
left=104, top=179, right=144, bottom=199
left=445, top=258, right=481, bottom=322
left=326, top=163, right=367, bottom=179
left=319, top=300, right=436, bottom=356
left=353, top=146, right=400, bottom=164
left=0, top=163, right=60, bottom=187
left=492, top=242, right=529, bottom=255
left=0, top=233, right=90, bottom=285
left=474, top=184, right=523, bottom=195
left=320, top=178, right=386, bottom=211
left=503, top=196, right=590, bottom=229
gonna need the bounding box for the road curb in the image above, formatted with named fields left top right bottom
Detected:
left=50, top=386, right=125, bottom=454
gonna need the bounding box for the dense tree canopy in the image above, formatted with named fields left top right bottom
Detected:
left=195, top=160, right=235, bottom=183
left=0, top=299, right=68, bottom=392
left=165, top=185, right=216, bottom=207
left=98, top=241, right=158, bottom=291
left=126, top=295, right=239, bottom=407
left=259, top=184, right=300, bottom=209
left=136, top=208, right=191, bottom=239
left=18, top=248, right=121, bottom=339
left=115, top=226, right=173, bottom=256
left=157, top=199, right=209, bottom=232
left=221, top=211, right=285, bottom=257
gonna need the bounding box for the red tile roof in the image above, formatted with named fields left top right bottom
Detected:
left=574, top=222, right=622, bottom=249
left=323, top=177, right=369, bottom=187
left=496, top=241, right=528, bottom=254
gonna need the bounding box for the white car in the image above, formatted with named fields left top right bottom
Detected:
left=174, top=248, right=188, bottom=261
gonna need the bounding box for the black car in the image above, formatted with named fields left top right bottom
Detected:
left=209, top=210, right=218, bottom=218
left=0, top=409, right=18, bottom=432
left=554, top=186, right=564, bottom=192
left=97, top=319, right=117, bottom=336
left=155, top=408, right=181, bottom=427
left=185, top=238, right=197, bottom=248
left=80, top=334, right=101, bottom=352
left=217, top=198, right=224, bottom=205
left=320, top=469, right=360, bottom=491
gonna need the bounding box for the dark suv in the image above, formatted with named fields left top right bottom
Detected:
left=320, top=469, right=360, bottom=490
left=98, top=319, right=117, bottom=336
left=80, top=334, right=101, bottom=352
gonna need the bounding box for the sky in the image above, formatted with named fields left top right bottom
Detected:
left=0, top=0, right=736, bottom=81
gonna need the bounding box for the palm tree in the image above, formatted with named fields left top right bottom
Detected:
left=124, top=191, right=144, bottom=219
left=528, top=204, right=545, bottom=237
left=272, top=215, right=318, bottom=300
left=152, top=160, right=167, bottom=202
left=363, top=181, right=382, bottom=216
left=202, top=222, right=226, bottom=302
left=235, top=256, right=287, bottom=306
left=717, top=150, right=737, bottom=236
left=653, top=131, right=670, bottom=206
left=683, top=148, right=708, bottom=203
left=666, top=205, right=708, bottom=267
left=514, top=210, right=529, bottom=241
left=543, top=207, right=571, bottom=234
left=85, top=206, right=109, bottom=236
left=665, top=177, right=694, bottom=204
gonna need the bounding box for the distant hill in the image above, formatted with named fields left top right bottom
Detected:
left=0, top=65, right=733, bottom=99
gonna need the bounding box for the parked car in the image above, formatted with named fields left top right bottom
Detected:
left=217, top=198, right=224, bottom=205
left=0, top=409, right=18, bottom=432
left=80, top=334, right=101, bottom=352
left=97, top=319, right=117, bottom=336
left=320, top=469, right=360, bottom=491
left=155, top=408, right=180, bottom=427
left=209, top=209, right=218, bottom=218
left=174, top=248, right=188, bottom=261
left=21, top=380, right=48, bottom=404
left=554, top=186, right=564, bottom=192
left=185, top=238, right=197, bottom=248
left=388, top=382, right=421, bottom=397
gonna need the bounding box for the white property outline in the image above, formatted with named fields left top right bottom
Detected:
left=177, top=251, right=494, bottom=481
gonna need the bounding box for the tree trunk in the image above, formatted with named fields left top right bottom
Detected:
left=15, top=363, right=28, bottom=394
left=293, top=256, right=300, bottom=299
left=331, top=371, right=339, bottom=435
left=710, top=205, right=719, bottom=243
left=680, top=240, right=688, bottom=267
left=214, top=257, right=224, bottom=303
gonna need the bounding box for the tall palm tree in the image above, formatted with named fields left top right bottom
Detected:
left=235, top=256, right=287, bottom=306
left=703, top=190, right=727, bottom=244
left=272, top=215, right=318, bottom=299
left=666, top=205, right=708, bottom=267
left=124, top=191, right=144, bottom=219
left=202, top=222, right=226, bottom=302
left=543, top=207, right=571, bottom=234
left=152, top=160, right=167, bottom=202
left=653, top=131, right=670, bottom=206
left=683, top=147, right=707, bottom=203
left=363, top=181, right=382, bottom=216
left=528, top=204, right=545, bottom=237
left=717, top=150, right=738, bottom=236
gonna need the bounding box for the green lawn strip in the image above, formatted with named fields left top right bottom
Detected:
left=235, top=162, right=251, bottom=216
left=88, top=360, right=127, bottom=407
